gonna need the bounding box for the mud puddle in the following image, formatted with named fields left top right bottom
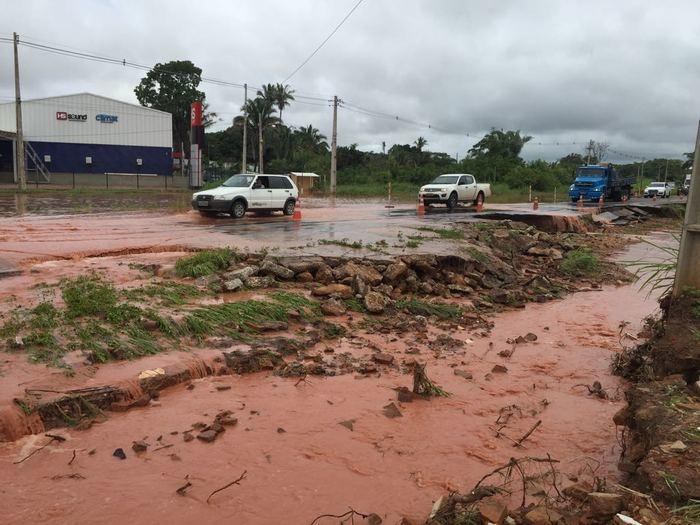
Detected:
left=0, top=274, right=661, bottom=524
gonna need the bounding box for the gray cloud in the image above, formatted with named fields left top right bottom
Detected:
left=1, top=0, right=698, bottom=162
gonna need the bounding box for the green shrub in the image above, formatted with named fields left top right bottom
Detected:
left=560, top=249, right=600, bottom=277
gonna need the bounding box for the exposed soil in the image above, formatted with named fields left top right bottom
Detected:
left=0, top=208, right=685, bottom=524
left=613, top=290, right=700, bottom=512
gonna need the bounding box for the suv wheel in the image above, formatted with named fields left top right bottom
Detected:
left=231, top=199, right=247, bottom=218
left=447, top=192, right=458, bottom=210
left=283, top=199, right=296, bottom=216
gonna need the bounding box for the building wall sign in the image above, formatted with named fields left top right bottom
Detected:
left=56, top=111, right=88, bottom=122
left=96, top=114, right=118, bottom=123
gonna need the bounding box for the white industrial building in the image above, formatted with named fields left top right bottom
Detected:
left=0, top=93, right=173, bottom=184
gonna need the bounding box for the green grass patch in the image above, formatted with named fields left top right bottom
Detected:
left=560, top=249, right=600, bottom=277
left=183, top=300, right=292, bottom=336
left=464, top=246, right=489, bottom=264
left=319, top=238, right=363, bottom=249
left=395, top=299, right=461, bottom=319
left=61, top=274, right=117, bottom=317
left=673, top=499, right=700, bottom=524
left=123, top=281, right=203, bottom=306
left=344, top=297, right=367, bottom=312
left=175, top=248, right=236, bottom=278
left=269, top=291, right=321, bottom=316
left=416, top=226, right=464, bottom=240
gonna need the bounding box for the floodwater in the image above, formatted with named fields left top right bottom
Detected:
left=0, top=263, right=662, bottom=524
left=0, top=193, right=676, bottom=523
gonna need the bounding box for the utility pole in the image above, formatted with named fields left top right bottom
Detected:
left=13, top=32, right=26, bottom=191
left=242, top=83, right=247, bottom=173
left=673, top=120, right=700, bottom=294
left=330, top=95, right=338, bottom=196
left=586, top=140, right=594, bottom=165
left=664, top=158, right=669, bottom=184
left=258, top=113, right=263, bottom=174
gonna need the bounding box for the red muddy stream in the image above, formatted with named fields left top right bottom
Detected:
left=0, top=265, right=660, bottom=524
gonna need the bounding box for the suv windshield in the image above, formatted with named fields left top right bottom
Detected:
left=222, top=174, right=255, bottom=187
left=650, top=182, right=665, bottom=187
left=431, top=175, right=459, bottom=184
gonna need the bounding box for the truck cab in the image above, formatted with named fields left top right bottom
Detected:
left=568, top=163, right=632, bottom=202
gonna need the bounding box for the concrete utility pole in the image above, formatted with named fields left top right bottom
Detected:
left=242, top=83, right=247, bottom=173
left=330, top=95, right=338, bottom=196
left=673, top=120, right=700, bottom=295
left=258, top=113, right=263, bottom=174
left=586, top=140, right=594, bottom=165
left=13, top=32, right=26, bottom=191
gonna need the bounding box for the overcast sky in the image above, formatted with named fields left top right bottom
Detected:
left=2, top=0, right=699, bottom=162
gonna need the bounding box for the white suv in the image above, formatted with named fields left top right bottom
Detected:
left=643, top=181, right=672, bottom=198
left=192, top=174, right=299, bottom=218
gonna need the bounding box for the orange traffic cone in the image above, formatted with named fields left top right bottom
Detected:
left=476, top=200, right=483, bottom=212
left=578, top=195, right=584, bottom=208
left=533, top=196, right=539, bottom=210
left=598, top=194, right=604, bottom=212
left=417, top=194, right=425, bottom=216
left=292, top=196, right=302, bottom=221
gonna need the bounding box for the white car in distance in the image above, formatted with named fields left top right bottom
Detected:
left=643, top=181, right=672, bottom=198
left=192, top=174, right=299, bottom=218
left=418, top=174, right=491, bottom=209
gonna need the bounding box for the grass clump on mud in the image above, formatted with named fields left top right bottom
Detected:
left=559, top=249, right=599, bottom=277
left=61, top=274, right=118, bottom=317
left=183, top=292, right=319, bottom=336
left=396, top=298, right=461, bottom=320
left=417, top=226, right=464, bottom=240
left=123, top=281, right=202, bottom=306
left=175, top=248, right=236, bottom=278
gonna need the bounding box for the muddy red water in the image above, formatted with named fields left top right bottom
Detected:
left=0, top=272, right=660, bottom=524
left=0, top=197, right=673, bottom=523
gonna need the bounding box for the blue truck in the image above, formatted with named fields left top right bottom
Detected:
left=568, top=163, right=634, bottom=202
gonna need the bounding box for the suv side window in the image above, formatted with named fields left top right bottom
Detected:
left=458, top=176, right=468, bottom=185
left=464, top=175, right=474, bottom=185
left=253, top=176, right=270, bottom=189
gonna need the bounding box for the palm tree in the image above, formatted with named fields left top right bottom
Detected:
left=233, top=96, right=280, bottom=172
left=294, top=125, right=328, bottom=153
left=256, top=83, right=276, bottom=103
left=273, top=83, right=295, bottom=122
left=414, top=136, right=427, bottom=151
left=257, top=83, right=295, bottom=122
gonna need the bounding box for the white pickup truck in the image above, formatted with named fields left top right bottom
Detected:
left=419, top=174, right=491, bottom=209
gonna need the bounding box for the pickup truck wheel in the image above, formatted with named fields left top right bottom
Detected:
left=283, top=199, right=296, bottom=216
left=474, top=191, right=485, bottom=206
left=230, top=199, right=247, bottom=219
left=447, top=192, right=458, bottom=210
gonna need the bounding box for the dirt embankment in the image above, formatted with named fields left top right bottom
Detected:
left=613, top=290, right=700, bottom=512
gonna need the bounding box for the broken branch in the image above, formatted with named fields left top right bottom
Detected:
left=206, top=470, right=247, bottom=503
left=514, top=420, right=542, bottom=447
left=14, top=434, right=63, bottom=464
left=310, top=507, right=370, bottom=525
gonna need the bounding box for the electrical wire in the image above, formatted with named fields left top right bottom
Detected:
left=281, top=0, right=365, bottom=83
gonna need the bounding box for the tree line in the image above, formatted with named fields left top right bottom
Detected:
left=134, top=60, right=695, bottom=193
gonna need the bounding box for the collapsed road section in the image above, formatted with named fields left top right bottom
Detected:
left=0, top=213, right=686, bottom=524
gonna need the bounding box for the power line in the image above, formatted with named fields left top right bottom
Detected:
left=281, top=0, right=365, bottom=83
left=1, top=34, right=688, bottom=159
